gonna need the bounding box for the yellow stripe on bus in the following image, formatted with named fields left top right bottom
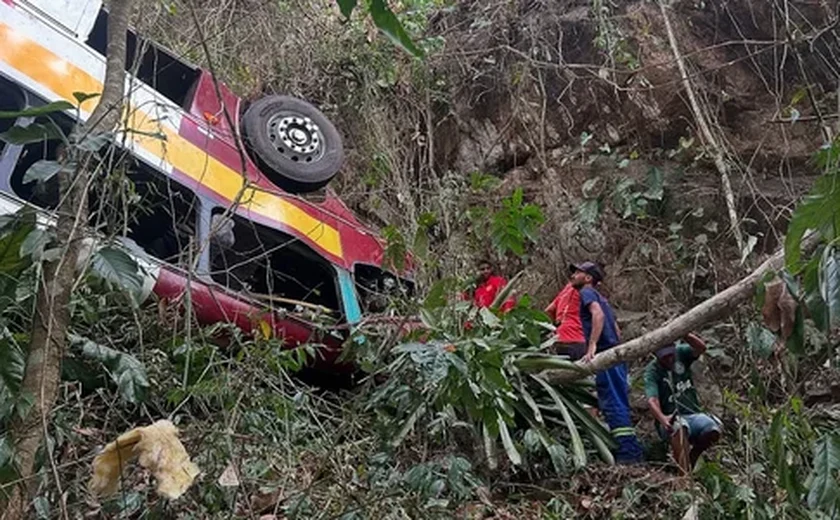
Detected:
left=0, top=22, right=343, bottom=258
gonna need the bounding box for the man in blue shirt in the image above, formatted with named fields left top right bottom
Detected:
left=571, top=261, right=644, bottom=464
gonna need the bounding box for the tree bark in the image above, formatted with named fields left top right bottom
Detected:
left=2, top=1, right=134, bottom=517
left=659, top=0, right=745, bottom=255
left=545, top=234, right=820, bottom=385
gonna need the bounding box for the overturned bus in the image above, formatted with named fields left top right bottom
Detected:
left=0, top=0, right=412, bottom=372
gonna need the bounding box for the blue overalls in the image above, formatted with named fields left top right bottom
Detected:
left=580, top=287, right=644, bottom=463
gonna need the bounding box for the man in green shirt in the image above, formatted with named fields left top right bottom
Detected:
left=644, top=333, right=721, bottom=473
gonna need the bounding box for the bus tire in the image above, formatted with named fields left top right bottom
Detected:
left=241, top=95, right=344, bottom=193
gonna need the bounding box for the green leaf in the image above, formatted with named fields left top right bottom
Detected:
left=73, top=336, right=149, bottom=403
left=73, top=131, right=111, bottom=152
left=90, top=247, right=143, bottom=293
left=482, top=422, right=498, bottom=470
left=576, top=199, right=600, bottom=226
left=785, top=169, right=840, bottom=270
left=336, top=0, right=357, bottom=18
left=819, top=247, right=840, bottom=327
left=412, top=227, right=429, bottom=261
left=0, top=337, right=25, bottom=420
left=33, top=496, right=50, bottom=520
left=479, top=307, right=500, bottom=327
left=0, top=100, right=74, bottom=119
left=20, top=229, right=51, bottom=260
left=785, top=304, right=805, bottom=355
left=746, top=322, right=776, bottom=359
left=0, top=211, right=35, bottom=277
left=740, top=234, right=758, bottom=265
left=518, top=384, right=543, bottom=425
left=22, top=160, right=75, bottom=184
left=368, top=0, right=424, bottom=58
left=497, top=412, right=521, bottom=465
left=807, top=434, right=840, bottom=514
left=643, top=167, right=664, bottom=201
left=72, top=92, right=100, bottom=104
left=514, top=354, right=585, bottom=373
left=532, top=375, right=586, bottom=468
left=0, top=123, right=63, bottom=145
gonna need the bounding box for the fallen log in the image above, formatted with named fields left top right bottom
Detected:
left=545, top=234, right=820, bottom=384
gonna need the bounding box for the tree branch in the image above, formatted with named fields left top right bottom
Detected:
left=544, top=234, right=820, bottom=385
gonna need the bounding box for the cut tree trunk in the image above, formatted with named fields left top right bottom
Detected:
left=545, top=234, right=819, bottom=385
left=1, top=1, right=134, bottom=517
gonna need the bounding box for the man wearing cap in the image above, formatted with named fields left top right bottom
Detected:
left=570, top=261, right=644, bottom=463
left=645, top=333, right=721, bottom=474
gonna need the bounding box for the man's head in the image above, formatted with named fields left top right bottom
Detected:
left=655, top=344, right=677, bottom=370
left=569, top=261, right=604, bottom=289
left=477, top=260, right=494, bottom=282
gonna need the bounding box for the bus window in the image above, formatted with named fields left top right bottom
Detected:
left=86, top=9, right=200, bottom=108
left=0, top=85, right=25, bottom=158
left=10, top=132, right=70, bottom=211
left=354, top=264, right=414, bottom=314
left=209, top=211, right=341, bottom=313
left=89, top=158, right=199, bottom=265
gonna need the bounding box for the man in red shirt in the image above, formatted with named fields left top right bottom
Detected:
left=545, top=281, right=586, bottom=358
left=469, top=260, right=515, bottom=312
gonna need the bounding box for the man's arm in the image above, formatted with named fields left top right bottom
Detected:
left=584, top=301, right=604, bottom=361
left=647, top=397, right=673, bottom=431
left=683, top=332, right=706, bottom=358
left=545, top=298, right=556, bottom=315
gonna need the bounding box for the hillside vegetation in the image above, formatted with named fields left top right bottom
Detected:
left=1, top=0, right=840, bottom=518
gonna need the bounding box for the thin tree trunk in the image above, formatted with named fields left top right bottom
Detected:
left=659, top=0, right=745, bottom=254
left=2, top=1, right=134, bottom=517
left=545, top=234, right=820, bottom=385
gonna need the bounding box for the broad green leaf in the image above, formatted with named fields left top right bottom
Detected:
left=807, top=434, right=840, bottom=514
left=0, top=123, right=63, bottom=145
left=20, top=229, right=51, bottom=260
left=73, top=131, right=112, bottom=152
left=391, top=402, right=425, bottom=448
left=769, top=408, right=803, bottom=502
left=588, top=430, right=615, bottom=465
left=0, top=100, right=74, bottom=119
left=0, top=435, right=12, bottom=467
left=479, top=307, right=500, bottom=327
left=746, top=322, right=776, bottom=359
left=482, top=422, right=498, bottom=470
left=819, top=247, right=840, bottom=327
left=532, top=375, right=586, bottom=468
left=74, top=337, right=149, bottom=403
left=0, top=211, right=35, bottom=276
left=412, top=227, right=429, bottom=262
left=740, top=234, right=758, bottom=265
left=0, top=337, right=25, bottom=420
left=518, top=384, right=543, bottom=424
left=557, top=390, right=616, bottom=449
left=785, top=305, right=805, bottom=355
left=90, top=246, right=143, bottom=294
left=514, top=354, right=585, bottom=373
left=369, top=0, right=424, bottom=58
left=335, top=0, right=357, bottom=18
left=643, top=166, right=664, bottom=200
left=785, top=170, right=840, bottom=270
left=497, top=412, right=521, bottom=465
left=22, top=160, right=75, bottom=184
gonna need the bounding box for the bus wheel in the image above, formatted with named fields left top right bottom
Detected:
left=241, top=95, right=344, bottom=193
